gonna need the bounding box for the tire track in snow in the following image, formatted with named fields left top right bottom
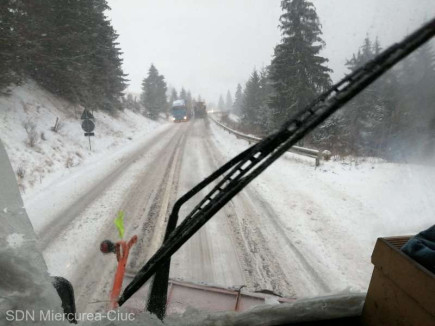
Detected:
left=169, top=120, right=246, bottom=288
left=38, top=125, right=178, bottom=250
left=77, top=125, right=190, bottom=312
left=77, top=126, right=189, bottom=312
left=204, top=122, right=331, bottom=296
left=201, top=133, right=296, bottom=296
left=41, top=124, right=190, bottom=312
left=244, top=188, right=331, bottom=293
left=128, top=127, right=188, bottom=269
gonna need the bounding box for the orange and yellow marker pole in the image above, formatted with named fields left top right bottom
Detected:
left=101, top=235, right=137, bottom=309
left=109, top=235, right=137, bottom=309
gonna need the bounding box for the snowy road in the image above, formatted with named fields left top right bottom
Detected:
left=170, top=121, right=246, bottom=288
left=40, top=123, right=189, bottom=311
left=35, top=117, right=435, bottom=314
left=170, top=120, right=329, bottom=296
left=38, top=119, right=330, bottom=313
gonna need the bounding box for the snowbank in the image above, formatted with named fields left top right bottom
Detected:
left=0, top=81, right=173, bottom=233
left=228, top=113, right=241, bottom=123
left=0, top=80, right=163, bottom=199
left=209, top=121, right=435, bottom=294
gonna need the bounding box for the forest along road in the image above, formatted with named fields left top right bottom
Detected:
left=41, top=119, right=328, bottom=313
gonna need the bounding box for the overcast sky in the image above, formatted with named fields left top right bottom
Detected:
left=106, top=0, right=435, bottom=104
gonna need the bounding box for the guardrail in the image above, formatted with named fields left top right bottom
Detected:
left=209, top=115, right=326, bottom=167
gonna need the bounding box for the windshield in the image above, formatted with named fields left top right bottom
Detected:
left=1, top=0, right=435, bottom=324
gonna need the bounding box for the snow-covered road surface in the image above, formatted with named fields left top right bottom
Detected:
left=170, top=121, right=246, bottom=288
left=30, top=117, right=435, bottom=314
left=41, top=123, right=187, bottom=311
left=38, top=119, right=326, bottom=313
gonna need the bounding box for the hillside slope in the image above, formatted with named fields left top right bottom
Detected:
left=0, top=80, right=165, bottom=199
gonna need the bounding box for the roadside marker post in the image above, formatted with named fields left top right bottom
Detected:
left=81, top=109, right=95, bottom=150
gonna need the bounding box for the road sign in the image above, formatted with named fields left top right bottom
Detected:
left=81, top=109, right=95, bottom=120
left=81, top=119, right=95, bottom=133
left=80, top=109, right=95, bottom=150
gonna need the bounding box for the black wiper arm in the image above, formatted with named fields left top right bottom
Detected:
left=118, top=17, right=435, bottom=307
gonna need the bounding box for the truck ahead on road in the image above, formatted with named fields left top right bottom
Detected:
left=171, top=99, right=189, bottom=122
left=194, top=101, right=207, bottom=119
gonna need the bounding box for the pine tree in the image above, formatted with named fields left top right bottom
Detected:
left=91, top=1, right=128, bottom=112
left=180, top=88, right=187, bottom=101
left=122, top=93, right=141, bottom=113
left=218, top=95, right=225, bottom=112
left=19, top=0, right=88, bottom=102
left=232, top=84, right=243, bottom=116
left=269, top=0, right=331, bottom=131
left=1, top=0, right=127, bottom=112
left=0, top=1, right=24, bottom=92
left=258, top=67, right=273, bottom=132
left=409, top=43, right=435, bottom=127
left=395, top=42, right=435, bottom=160
left=169, top=88, right=178, bottom=105
left=343, top=36, right=391, bottom=156
left=241, top=70, right=262, bottom=130
left=80, top=0, right=127, bottom=112
left=311, top=111, right=346, bottom=153
left=141, top=64, right=168, bottom=120
left=225, top=90, right=233, bottom=112
left=186, top=91, right=193, bottom=112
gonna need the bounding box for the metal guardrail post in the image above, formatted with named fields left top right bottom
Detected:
left=316, top=151, right=321, bottom=167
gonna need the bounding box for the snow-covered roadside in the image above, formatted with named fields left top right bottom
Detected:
left=0, top=80, right=171, bottom=233
left=228, top=113, right=241, bottom=124
left=42, top=126, right=179, bottom=283
left=24, top=123, right=173, bottom=236
left=0, top=81, right=165, bottom=197
left=209, top=120, right=435, bottom=293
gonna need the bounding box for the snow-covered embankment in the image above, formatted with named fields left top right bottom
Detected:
left=0, top=80, right=170, bottom=233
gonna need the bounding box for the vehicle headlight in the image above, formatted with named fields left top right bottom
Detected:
left=184, top=116, right=187, bottom=119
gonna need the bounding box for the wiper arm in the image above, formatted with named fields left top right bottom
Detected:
left=118, top=17, right=435, bottom=310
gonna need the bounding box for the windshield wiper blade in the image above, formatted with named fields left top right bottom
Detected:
left=118, top=17, right=435, bottom=310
